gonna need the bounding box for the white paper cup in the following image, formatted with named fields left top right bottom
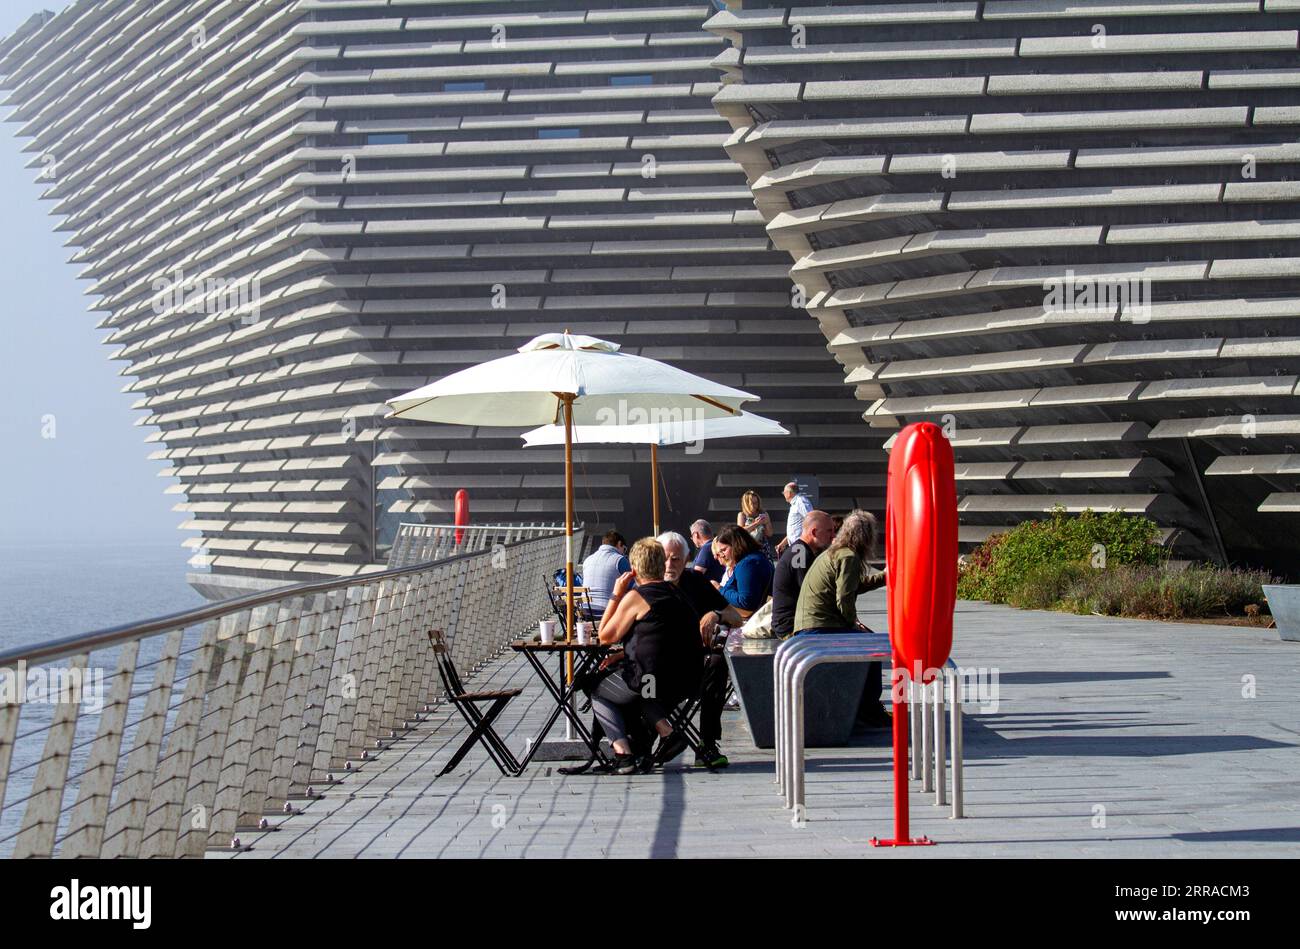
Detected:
left=539, top=620, right=556, bottom=644
left=576, top=621, right=592, bottom=645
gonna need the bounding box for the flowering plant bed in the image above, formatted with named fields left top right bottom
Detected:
left=959, top=510, right=1275, bottom=623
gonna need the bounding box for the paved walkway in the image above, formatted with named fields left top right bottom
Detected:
left=217, top=592, right=1300, bottom=858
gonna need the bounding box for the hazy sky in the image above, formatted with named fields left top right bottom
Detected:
left=0, top=1, right=187, bottom=547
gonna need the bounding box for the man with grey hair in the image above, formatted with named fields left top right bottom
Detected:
left=657, top=530, right=742, bottom=768
left=688, top=518, right=724, bottom=584
left=656, top=531, right=691, bottom=579
left=658, top=531, right=743, bottom=626
left=777, top=481, right=812, bottom=556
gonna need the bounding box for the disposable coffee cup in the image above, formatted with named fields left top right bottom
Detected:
left=576, top=621, right=592, bottom=645
left=539, top=620, right=556, bottom=644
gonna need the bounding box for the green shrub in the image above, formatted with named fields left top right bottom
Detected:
left=959, top=508, right=1161, bottom=603
left=956, top=532, right=1005, bottom=601
left=1042, top=563, right=1273, bottom=621
left=1155, top=564, right=1274, bottom=620
left=1061, top=565, right=1161, bottom=617
left=1006, top=561, right=1089, bottom=611
left=958, top=508, right=1275, bottom=621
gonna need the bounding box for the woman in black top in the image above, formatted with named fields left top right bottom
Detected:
left=596, top=538, right=702, bottom=773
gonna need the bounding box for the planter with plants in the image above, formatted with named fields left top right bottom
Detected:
left=958, top=509, right=1276, bottom=626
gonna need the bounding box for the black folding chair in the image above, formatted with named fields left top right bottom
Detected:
left=543, top=577, right=568, bottom=628
left=640, top=662, right=708, bottom=766
left=664, top=682, right=706, bottom=758
left=558, top=664, right=705, bottom=775
left=543, top=575, right=598, bottom=631
left=576, top=592, right=599, bottom=625
left=427, top=629, right=523, bottom=777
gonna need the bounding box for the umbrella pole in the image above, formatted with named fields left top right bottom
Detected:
left=562, top=395, right=577, bottom=741
left=563, top=395, right=575, bottom=644
left=651, top=443, right=660, bottom=536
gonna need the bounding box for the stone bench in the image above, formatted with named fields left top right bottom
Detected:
left=723, top=629, right=873, bottom=748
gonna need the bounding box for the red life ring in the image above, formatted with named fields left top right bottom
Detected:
left=885, top=422, right=958, bottom=681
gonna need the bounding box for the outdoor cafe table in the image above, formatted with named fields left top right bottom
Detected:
left=508, top=639, right=612, bottom=770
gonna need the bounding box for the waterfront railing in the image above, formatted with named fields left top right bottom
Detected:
left=0, top=529, right=579, bottom=858
left=388, top=521, right=567, bottom=568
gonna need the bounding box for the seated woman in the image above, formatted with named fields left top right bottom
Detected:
left=711, top=525, right=775, bottom=618
left=792, top=510, right=890, bottom=726
left=595, top=538, right=703, bottom=773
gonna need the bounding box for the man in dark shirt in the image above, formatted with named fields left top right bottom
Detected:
left=660, top=531, right=744, bottom=769
left=771, top=510, right=834, bottom=638
left=688, top=519, right=725, bottom=584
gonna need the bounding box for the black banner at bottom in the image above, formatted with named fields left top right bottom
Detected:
left=0, top=857, right=1282, bottom=935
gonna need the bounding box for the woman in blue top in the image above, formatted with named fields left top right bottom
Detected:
left=711, top=525, right=775, bottom=617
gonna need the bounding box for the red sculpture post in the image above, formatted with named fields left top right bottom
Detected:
left=871, top=422, right=957, bottom=847
left=454, top=489, right=469, bottom=547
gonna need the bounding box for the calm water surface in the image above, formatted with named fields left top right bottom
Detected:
left=0, top=542, right=204, bottom=651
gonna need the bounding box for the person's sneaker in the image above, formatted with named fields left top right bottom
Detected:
left=693, top=743, right=729, bottom=769
left=652, top=729, right=689, bottom=766
left=723, top=694, right=741, bottom=710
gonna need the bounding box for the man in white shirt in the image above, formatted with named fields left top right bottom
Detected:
left=580, top=530, right=630, bottom=615
left=776, top=481, right=812, bottom=555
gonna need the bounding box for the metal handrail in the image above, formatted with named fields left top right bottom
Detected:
left=0, top=527, right=582, bottom=858
left=773, top=636, right=965, bottom=822
left=0, top=532, right=563, bottom=668
left=395, top=522, right=566, bottom=533
left=387, top=521, right=569, bottom=569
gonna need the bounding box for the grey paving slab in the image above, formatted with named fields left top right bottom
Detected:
left=215, top=592, right=1300, bottom=859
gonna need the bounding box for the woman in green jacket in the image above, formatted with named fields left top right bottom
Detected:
left=793, top=510, right=884, bottom=633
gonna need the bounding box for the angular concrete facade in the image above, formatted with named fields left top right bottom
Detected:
left=708, top=0, right=1300, bottom=571
left=0, top=0, right=881, bottom=596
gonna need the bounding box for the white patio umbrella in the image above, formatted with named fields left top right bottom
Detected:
left=521, top=411, right=789, bottom=535
left=386, top=331, right=759, bottom=641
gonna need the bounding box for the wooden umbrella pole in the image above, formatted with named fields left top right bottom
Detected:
left=651, top=442, right=660, bottom=536
left=563, top=394, right=575, bottom=646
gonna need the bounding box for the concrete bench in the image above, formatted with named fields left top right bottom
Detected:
left=724, top=630, right=872, bottom=748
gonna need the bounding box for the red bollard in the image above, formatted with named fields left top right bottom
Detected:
left=871, top=421, right=957, bottom=848
left=454, top=489, right=469, bottom=546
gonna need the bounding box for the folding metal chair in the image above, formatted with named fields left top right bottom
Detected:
left=543, top=575, right=598, bottom=631
left=576, top=591, right=599, bottom=625
left=427, top=629, right=523, bottom=776
left=655, top=659, right=709, bottom=762
left=665, top=692, right=705, bottom=756
left=543, top=577, right=567, bottom=628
